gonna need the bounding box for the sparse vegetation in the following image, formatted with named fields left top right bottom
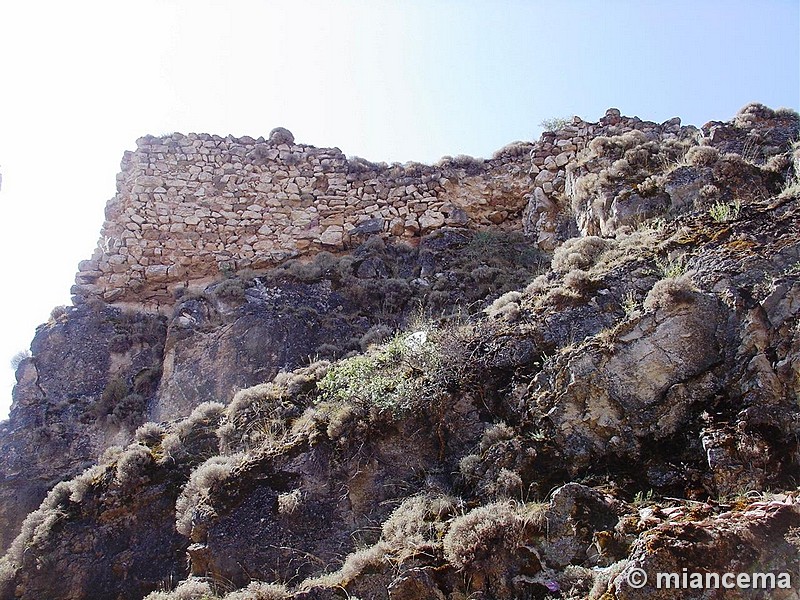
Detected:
left=708, top=199, right=741, bottom=222
left=277, top=489, right=303, bottom=516
left=300, top=542, right=389, bottom=590
left=539, top=116, right=572, bottom=131
left=9, top=349, right=30, bottom=371
left=484, top=290, right=522, bottom=320
left=114, top=443, right=154, bottom=487
left=655, top=256, right=686, bottom=279
left=161, top=401, right=226, bottom=463
left=685, top=145, right=719, bottom=167
left=4, top=103, right=800, bottom=600
left=442, top=501, right=528, bottom=569
left=316, top=332, right=428, bottom=415
left=380, top=493, right=461, bottom=559
left=223, top=582, right=291, bottom=600
left=551, top=236, right=611, bottom=272
left=621, top=291, right=640, bottom=318
left=643, top=275, right=697, bottom=311
left=212, top=277, right=248, bottom=302
left=175, top=454, right=241, bottom=536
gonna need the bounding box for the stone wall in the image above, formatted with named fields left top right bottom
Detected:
left=72, top=110, right=698, bottom=307
left=523, top=109, right=691, bottom=247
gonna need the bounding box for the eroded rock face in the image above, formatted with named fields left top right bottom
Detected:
left=529, top=290, right=723, bottom=474
left=0, top=304, right=167, bottom=552
left=192, top=421, right=445, bottom=587
left=614, top=499, right=800, bottom=600
left=155, top=280, right=358, bottom=421
left=0, top=229, right=543, bottom=570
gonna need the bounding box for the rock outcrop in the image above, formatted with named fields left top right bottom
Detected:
left=1, top=103, right=799, bottom=600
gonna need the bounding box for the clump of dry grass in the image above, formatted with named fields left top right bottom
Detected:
left=277, top=489, right=303, bottom=516
left=563, top=269, right=594, bottom=295
left=684, top=145, right=719, bottom=167
left=161, top=401, right=225, bottom=462
left=223, top=581, right=291, bottom=600
left=135, top=421, right=166, bottom=447
left=551, top=236, right=611, bottom=272
left=175, top=454, right=242, bottom=537
left=381, top=494, right=461, bottom=559
left=643, top=275, right=697, bottom=311
left=484, top=291, right=522, bottom=320
left=442, top=501, right=527, bottom=569
left=114, top=443, right=154, bottom=487
left=299, top=542, right=389, bottom=590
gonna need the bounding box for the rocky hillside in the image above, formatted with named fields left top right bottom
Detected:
left=1, top=103, right=799, bottom=599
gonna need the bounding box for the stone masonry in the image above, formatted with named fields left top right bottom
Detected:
left=73, top=111, right=698, bottom=308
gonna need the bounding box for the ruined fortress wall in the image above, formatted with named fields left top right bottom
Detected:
left=72, top=110, right=687, bottom=307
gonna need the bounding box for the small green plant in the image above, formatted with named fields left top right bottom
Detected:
left=708, top=199, right=741, bottom=222
left=632, top=489, right=654, bottom=506
left=539, top=116, right=572, bottom=131
left=317, top=332, right=431, bottom=415
left=621, top=291, right=640, bottom=318
left=635, top=216, right=667, bottom=233
left=655, top=257, right=686, bottom=279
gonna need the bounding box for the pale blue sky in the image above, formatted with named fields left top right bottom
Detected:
left=0, top=0, right=797, bottom=417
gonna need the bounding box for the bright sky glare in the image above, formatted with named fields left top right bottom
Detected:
left=0, top=0, right=798, bottom=418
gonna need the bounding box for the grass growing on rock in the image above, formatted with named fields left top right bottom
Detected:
left=316, top=331, right=435, bottom=416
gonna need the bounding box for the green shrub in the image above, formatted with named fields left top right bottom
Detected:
left=94, top=375, right=150, bottom=428
left=316, top=332, right=431, bottom=415
left=539, top=116, right=572, bottom=131
left=708, top=199, right=741, bottom=222
left=621, top=291, right=640, bottom=318
left=655, top=256, right=686, bottom=279
left=102, top=376, right=129, bottom=406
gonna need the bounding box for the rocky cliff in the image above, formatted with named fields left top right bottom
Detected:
left=1, top=103, right=799, bottom=600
